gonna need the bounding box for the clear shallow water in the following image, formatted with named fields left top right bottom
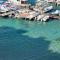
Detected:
left=0, top=17, right=60, bottom=60
left=0, top=0, right=60, bottom=60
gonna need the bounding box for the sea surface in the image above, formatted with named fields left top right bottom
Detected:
left=0, top=0, right=60, bottom=60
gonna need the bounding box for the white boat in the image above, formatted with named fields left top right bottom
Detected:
left=0, top=5, right=9, bottom=12
left=44, top=6, right=53, bottom=12
left=51, top=10, right=60, bottom=15
left=42, top=15, right=49, bottom=22
left=37, top=15, right=44, bottom=21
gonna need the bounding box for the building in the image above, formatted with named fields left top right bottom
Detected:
left=56, top=0, right=60, bottom=5
left=45, top=0, right=56, bottom=3
left=45, top=0, right=60, bottom=6
left=8, top=0, right=28, bottom=5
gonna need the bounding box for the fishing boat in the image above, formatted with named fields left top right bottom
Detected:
left=44, top=6, right=53, bottom=12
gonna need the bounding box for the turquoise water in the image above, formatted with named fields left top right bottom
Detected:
left=0, top=0, right=60, bottom=60
left=0, top=17, right=60, bottom=60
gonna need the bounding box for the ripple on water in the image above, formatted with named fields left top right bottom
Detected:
left=0, top=17, right=60, bottom=60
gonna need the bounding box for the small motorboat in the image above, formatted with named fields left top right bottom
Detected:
left=37, top=15, right=44, bottom=21
left=42, top=15, right=49, bottom=22
left=44, top=6, right=53, bottom=13
left=51, top=10, right=60, bottom=15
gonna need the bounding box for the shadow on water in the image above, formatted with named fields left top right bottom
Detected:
left=0, top=26, right=60, bottom=60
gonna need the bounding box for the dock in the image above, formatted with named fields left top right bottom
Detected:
left=15, top=12, right=29, bottom=19
left=15, top=11, right=40, bottom=20
left=0, top=11, right=15, bottom=17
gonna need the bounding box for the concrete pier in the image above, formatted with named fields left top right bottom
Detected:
left=0, top=11, right=15, bottom=17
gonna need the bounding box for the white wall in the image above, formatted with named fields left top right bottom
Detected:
left=8, top=0, right=21, bottom=5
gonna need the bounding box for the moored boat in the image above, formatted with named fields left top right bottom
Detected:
left=41, top=15, right=49, bottom=22
left=44, top=6, right=53, bottom=12
left=36, top=15, right=44, bottom=21
left=51, top=10, right=60, bottom=15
